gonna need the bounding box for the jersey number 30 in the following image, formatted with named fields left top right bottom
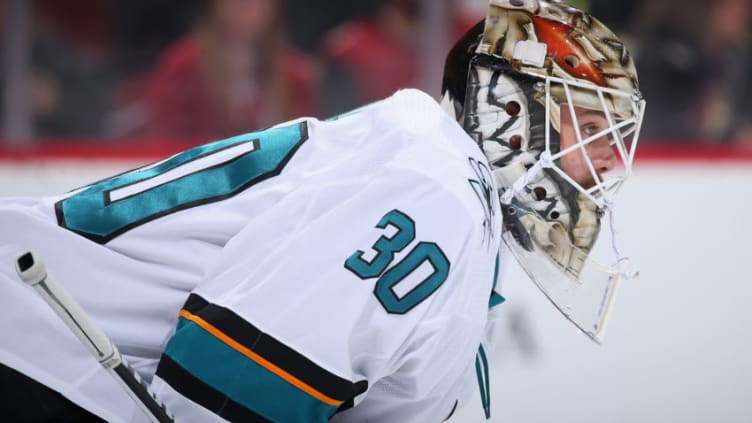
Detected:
left=345, top=210, right=450, bottom=314
left=55, top=122, right=308, bottom=243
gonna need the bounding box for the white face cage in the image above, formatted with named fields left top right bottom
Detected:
left=497, top=73, right=645, bottom=343
left=542, top=75, right=646, bottom=210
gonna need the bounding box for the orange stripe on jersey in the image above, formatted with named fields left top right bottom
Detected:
left=178, top=309, right=343, bottom=407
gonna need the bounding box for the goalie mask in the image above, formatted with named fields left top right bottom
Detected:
left=442, top=0, right=646, bottom=342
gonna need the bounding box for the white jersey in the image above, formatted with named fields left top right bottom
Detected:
left=0, top=89, right=504, bottom=422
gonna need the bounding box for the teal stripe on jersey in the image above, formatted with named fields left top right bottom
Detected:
left=489, top=292, right=506, bottom=308
left=475, top=344, right=491, bottom=419
left=165, top=317, right=338, bottom=422
left=489, top=254, right=506, bottom=308
left=57, top=122, right=307, bottom=242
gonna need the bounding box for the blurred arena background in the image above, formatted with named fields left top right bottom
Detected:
left=1, top=0, right=750, bottom=422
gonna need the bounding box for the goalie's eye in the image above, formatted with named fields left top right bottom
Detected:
left=582, top=123, right=601, bottom=137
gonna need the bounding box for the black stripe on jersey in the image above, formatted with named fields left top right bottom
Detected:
left=335, top=397, right=356, bottom=415
left=444, top=400, right=459, bottom=421
left=156, top=354, right=272, bottom=423
left=182, top=293, right=369, bottom=402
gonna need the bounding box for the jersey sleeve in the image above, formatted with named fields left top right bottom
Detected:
left=149, top=103, right=500, bottom=423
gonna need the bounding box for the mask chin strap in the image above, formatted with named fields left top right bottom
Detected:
left=499, top=151, right=554, bottom=205
left=604, top=198, right=640, bottom=281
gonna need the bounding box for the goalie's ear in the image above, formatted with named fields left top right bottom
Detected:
left=441, top=19, right=486, bottom=120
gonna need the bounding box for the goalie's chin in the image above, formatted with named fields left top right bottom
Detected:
left=501, top=223, right=625, bottom=344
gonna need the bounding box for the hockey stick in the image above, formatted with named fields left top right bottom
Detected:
left=15, top=251, right=174, bottom=423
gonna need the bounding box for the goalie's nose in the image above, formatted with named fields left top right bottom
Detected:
left=589, top=137, right=617, bottom=176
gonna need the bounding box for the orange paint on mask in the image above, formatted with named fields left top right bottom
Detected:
left=531, top=15, right=606, bottom=86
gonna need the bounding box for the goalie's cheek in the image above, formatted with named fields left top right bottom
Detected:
left=562, top=155, right=594, bottom=188
left=558, top=132, right=616, bottom=189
